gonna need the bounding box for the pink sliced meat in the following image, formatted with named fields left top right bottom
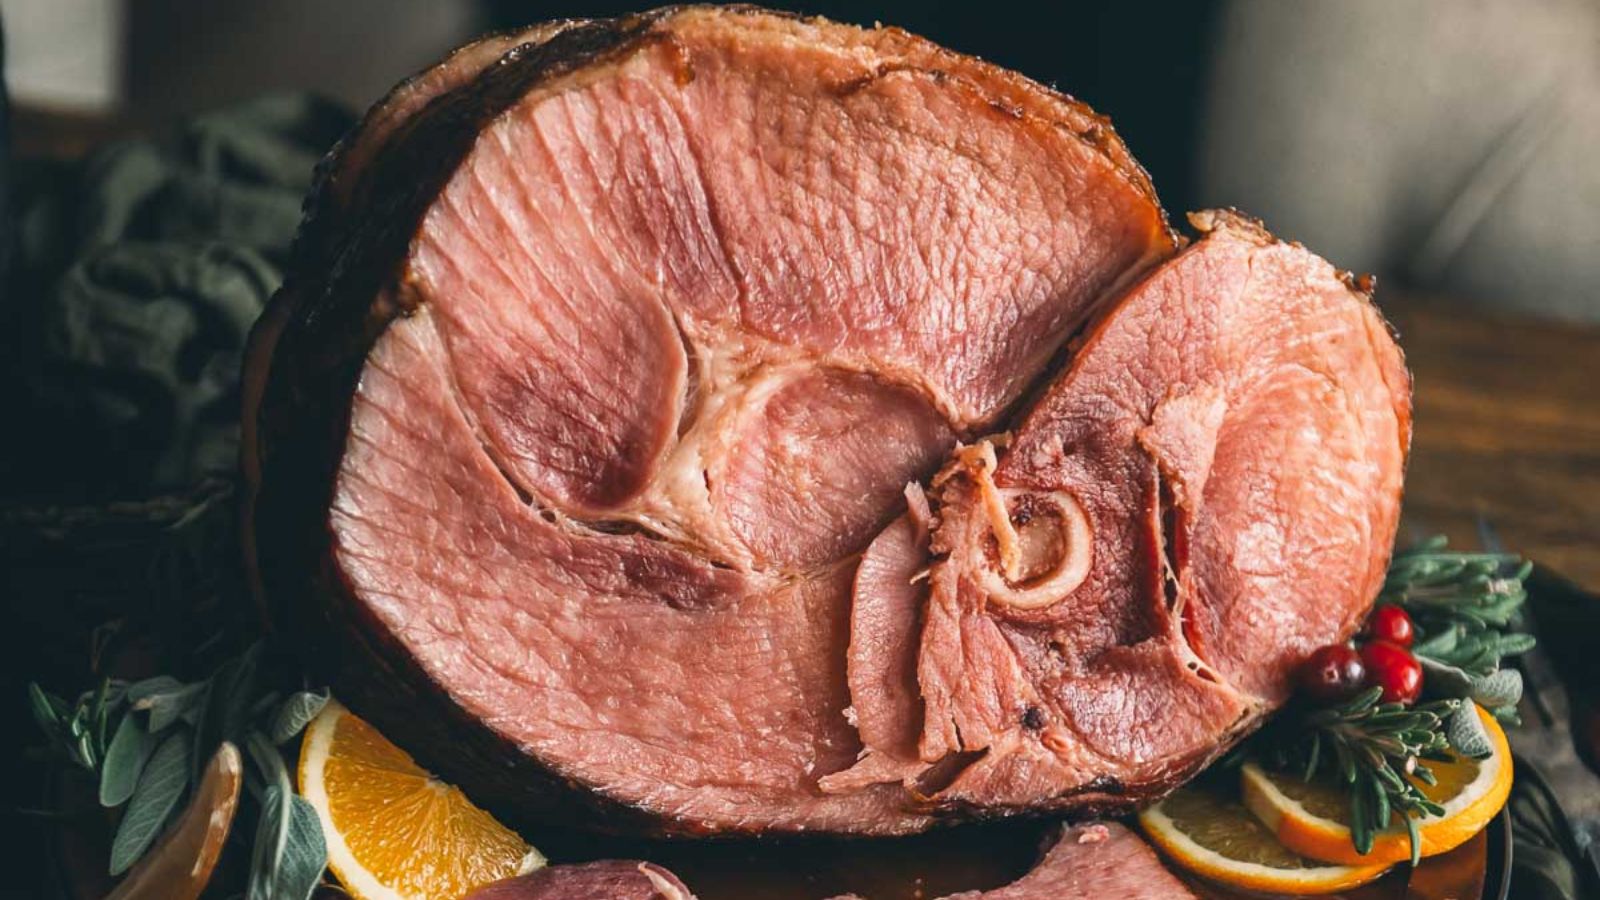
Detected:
left=464, top=861, right=694, bottom=900
left=940, top=822, right=1196, bottom=900
left=828, top=823, right=1197, bottom=900
left=468, top=824, right=1193, bottom=900
left=245, top=4, right=1407, bottom=839
left=838, top=211, right=1409, bottom=814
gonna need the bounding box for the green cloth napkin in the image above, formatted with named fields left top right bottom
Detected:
left=1, top=94, right=351, bottom=501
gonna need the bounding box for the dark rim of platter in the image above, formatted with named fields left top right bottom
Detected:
left=1486, top=807, right=1513, bottom=900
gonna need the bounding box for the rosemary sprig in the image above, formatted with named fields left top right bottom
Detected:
left=1260, top=688, right=1459, bottom=866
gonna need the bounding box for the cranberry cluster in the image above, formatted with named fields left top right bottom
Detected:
left=1297, top=605, right=1422, bottom=705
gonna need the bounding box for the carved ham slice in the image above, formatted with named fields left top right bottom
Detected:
left=836, top=212, right=1409, bottom=815
left=245, top=5, right=1406, bottom=837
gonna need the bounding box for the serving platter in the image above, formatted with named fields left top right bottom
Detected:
left=54, top=806, right=1512, bottom=900
left=528, top=811, right=1508, bottom=900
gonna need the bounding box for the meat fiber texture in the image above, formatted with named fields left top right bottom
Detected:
left=244, top=6, right=1411, bottom=836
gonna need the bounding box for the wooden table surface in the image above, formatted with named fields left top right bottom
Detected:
left=1389, top=295, right=1600, bottom=591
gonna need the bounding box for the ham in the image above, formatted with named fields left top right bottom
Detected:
left=244, top=6, right=1408, bottom=837
left=935, top=823, right=1197, bottom=900
left=834, top=211, right=1409, bottom=813
left=468, top=823, right=1195, bottom=899
left=464, top=861, right=694, bottom=900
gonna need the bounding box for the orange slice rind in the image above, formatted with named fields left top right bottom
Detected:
left=298, top=700, right=544, bottom=900
left=1139, top=775, right=1392, bottom=895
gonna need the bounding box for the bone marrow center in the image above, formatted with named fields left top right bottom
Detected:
left=978, top=488, right=1092, bottom=609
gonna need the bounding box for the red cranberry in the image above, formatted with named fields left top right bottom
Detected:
left=1297, top=644, right=1367, bottom=704
left=1363, top=605, right=1415, bottom=648
left=1360, top=640, right=1423, bottom=705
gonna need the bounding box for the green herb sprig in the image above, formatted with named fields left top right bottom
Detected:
left=1258, top=688, right=1459, bottom=865
left=27, top=644, right=330, bottom=898
left=1245, top=536, right=1536, bottom=864
left=1380, top=536, right=1535, bottom=723
left=27, top=678, right=120, bottom=774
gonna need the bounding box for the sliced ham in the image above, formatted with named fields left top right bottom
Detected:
left=244, top=5, right=1407, bottom=837
left=466, top=823, right=1193, bottom=899
left=464, top=861, right=694, bottom=900
left=837, top=211, right=1409, bottom=813
left=828, top=823, right=1198, bottom=899
left=937, top=823, right=1198, bottom=900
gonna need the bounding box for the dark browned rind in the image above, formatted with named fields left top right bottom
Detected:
left=243, top=6, right=1174, bottom=836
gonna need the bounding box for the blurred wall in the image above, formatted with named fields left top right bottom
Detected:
left=3, top=0, right=482, bottom=119
left=1199, top=0, right=1600, bottom=321
left=0, top=0, right=121, bottom=111
left=126, top=0, right=482, bottom=117
left=6, top=0, right=1595, bottom=320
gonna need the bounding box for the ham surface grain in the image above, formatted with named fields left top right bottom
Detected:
left=245, top=6, right=1408, bottom=836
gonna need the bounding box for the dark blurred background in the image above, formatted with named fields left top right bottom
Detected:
left=6, top=0, right=1597, bottom=320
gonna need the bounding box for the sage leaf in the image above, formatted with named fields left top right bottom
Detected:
left=277, top=794, right=328, bottom=900
left=110, top=729, right=191, bottom=875
left=248, top=786, right=327, bottom=900
left=247, top=729, right=291, bottom=790
left=1445, top=705, right=1493, bottom=759
left=280, top=791, right=329, bottom=896
left=1470, top=668, right=1523, bottom=709
left=1418, top=657, right=1475, bottom=699
left=1489, top=633, right=1537, bottom=657
left=27, top=683, right=65, bottom=735
left=126, top=675, right=184, bottom=704
left=247, top=784, right=291, bottom=900
left=145, top=682, right=208, bottom=733
left=195, top=643, right=262, bottom=784
left=90, top=678, right=112, bottom=750
left=270, top=691, right=329, bottom=745
left=1412, top=626, right=1460, bottom=657
left=100, top=714, right=158, bottom=807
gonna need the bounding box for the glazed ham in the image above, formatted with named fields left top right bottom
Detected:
left=465, top=823, right=1194, bottom=899
left=244, top=6, right=1409, bottom=836
left=830, top=211, right=1410, bottom=812
left=464, top=862, right=694, bottom=900
left=947, top=823, right=1199, bottom=900
left=831, top=823, right=1199, bottom=900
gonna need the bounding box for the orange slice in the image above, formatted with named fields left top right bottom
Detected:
left=298, top=700, right=544, bottom=900
left=1139, top=774, right=1392, bottom=895
left=1241, top=702, right=1512, bottom=866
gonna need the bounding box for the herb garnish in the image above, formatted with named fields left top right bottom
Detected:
left=1255, top=688, right=1459, bottom=865
left=1242, top=536, right=1534, bottom=865
left=27, top=643, right=329, bottom=898
left=1380, top=536, right=1536, bottom=724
